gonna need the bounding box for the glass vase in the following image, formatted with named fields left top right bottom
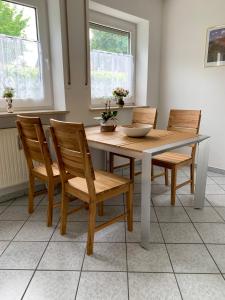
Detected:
left=116, top=97, right=124, bottom=108
left=6, top=98, right=13, bottom=113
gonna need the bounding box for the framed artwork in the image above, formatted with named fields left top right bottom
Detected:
left=205, top=25, right=225, bottom=67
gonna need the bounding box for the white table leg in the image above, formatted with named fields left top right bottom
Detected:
left=194, top=139, right=210, bottom=209
left=141, top=151, right=152, bottom=249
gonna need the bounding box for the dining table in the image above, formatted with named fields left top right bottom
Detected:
left=85, top=126, right=210, bottom=250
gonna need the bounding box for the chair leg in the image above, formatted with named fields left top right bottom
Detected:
left=87, top=202, right=96, bottom=255
left=130, top=158, right=135, bottom=182
left=151, top=165, right=154, bottom=181
left=126, top=184, right=133, bottom=232
left=165, top=168, right=169, bottom=186
left=101, top=152, right=115, bottom=216
left=28, top=173, right=35, bottom=214
left=190, top=164, right=195, bottom=194
left=60, top=191, right=69, bottom=235
left=98, top=202, right=104, bottom=216
left=171, top=168, right=177, bottom=205
left=109, top=152, right=114, bottom=173
left=47, top=180, right=54, bottom=227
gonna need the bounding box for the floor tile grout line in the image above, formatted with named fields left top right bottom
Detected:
left=187, top=227, right=224, bottom=278
left=213, top=209, right=225, bottom=223
left=204, top=244, right=225, bottom=281
left=176, top=192, right=212, bottom=207
left=0, top=267, right=224, bottom=275
left=0, top=198, right=15, bottom=206
left=210, top=177, right=222, bottom=185
left=204, top=202, right=225, bottom=222
left=176, top=194, right=225, bottom=223
left=219, top=184, right=225, bottom=191
left=152, top=204, right=184, bottom=300
left=0, top=194, right=46, bottom=224
left=2, top=239, right=225, bottom=246
left=0, top=217, right=30, bottom=259
left=9, top=193, right=45, bottom=209
left=20, top=217, right=61, bottom=300
left=74, top=243, right=88, bottom=299
left=0, top=204, right=13, bottom=216
left=121, top=167, right=130, bottom=300
left=181, top=200, right=225, bottom=279
left=122, top=170, right=130, bottom=300
left=124, top=217, right=130, bottom=300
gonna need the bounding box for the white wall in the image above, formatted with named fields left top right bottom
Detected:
left=47, top=0, right=66, bottom=111
left=63, top=0, right=163, bottom=125
left=159, top=0, right=225, bottom=170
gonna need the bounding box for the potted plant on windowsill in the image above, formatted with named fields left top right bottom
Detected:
left=113, top=87, right=129, bottom=108
left=94, top=101, right=118, bottom=132
left=2, top=87, right=15, bottom=113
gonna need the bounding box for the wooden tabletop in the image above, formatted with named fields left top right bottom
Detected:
left=85, top=126, right=198, bottom=153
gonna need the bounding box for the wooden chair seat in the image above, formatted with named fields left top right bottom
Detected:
left=66, top=170, right=129, bottom=202
left=153, top=152, right=192, bottom=167
left=33, top=162, right=60, bottom=179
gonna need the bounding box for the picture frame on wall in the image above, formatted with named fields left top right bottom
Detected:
left=205, top=25, right=225, bottom=67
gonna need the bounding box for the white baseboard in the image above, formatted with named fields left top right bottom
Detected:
left=208, top=166, right=225, bottom=175
left=0, top=182, right=45, bottom=203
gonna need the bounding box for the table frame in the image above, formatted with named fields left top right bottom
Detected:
left=87, top=133, right=210, bottom=250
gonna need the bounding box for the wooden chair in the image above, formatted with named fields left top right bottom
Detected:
left=109, top=107, right=158, bottom=181
left=50, top=119, right=133, bottom=255
left=16, top=115, right=61, bottom=226
left=152, top=109, right=201, bottom=205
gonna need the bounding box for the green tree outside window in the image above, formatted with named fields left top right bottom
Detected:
left=0, top=0, right=29, bottom=37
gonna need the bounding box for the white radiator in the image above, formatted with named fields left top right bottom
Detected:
left=0, top=128, right=28, bottom=189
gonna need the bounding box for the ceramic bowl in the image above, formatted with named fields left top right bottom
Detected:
left=121, top=124, right=153, bottom=137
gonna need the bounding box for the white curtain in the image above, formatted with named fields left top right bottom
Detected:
left=0, top=34, right=43, bottom=100
left=91, top=50, right=133, bottom=103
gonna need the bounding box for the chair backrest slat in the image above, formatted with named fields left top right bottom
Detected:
left=25, top=139, right=45, bottom=163
left=168, top=109, right=201, bottom=134
left=132, top=107, right=157, bottom=128
left=50, top=119, right=95, bottom=181
left=60, top=147, right=90, bottom=178
left=167, top=109, right=201, bottom=154
left=16, top=115, right=52, bottom=170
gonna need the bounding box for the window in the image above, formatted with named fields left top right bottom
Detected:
left=89, top=12, right=136, bottom=106
left=0, top=0, right=52, bottom=109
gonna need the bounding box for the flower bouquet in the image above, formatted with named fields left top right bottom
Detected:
left=112, top=87, right=129, bottom=107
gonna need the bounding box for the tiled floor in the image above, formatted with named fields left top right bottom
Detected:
left=1, top=167, right=225, bottom=299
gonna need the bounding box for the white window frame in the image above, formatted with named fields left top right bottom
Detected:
left=0, top=0, right=53, bottom=111
left=89, top=10, right=136, bottom=108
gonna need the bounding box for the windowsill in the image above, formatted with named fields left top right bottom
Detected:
left=0, top=109, right=69, bottom=118
left=89, top=105, right=148, bottom=111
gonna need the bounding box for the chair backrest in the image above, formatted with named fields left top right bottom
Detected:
left=16, top=115, right=52, bottom=171
left=132, top=107, right=157, bottom=128
left=50, top=119, right=95, bottom=193
left=167, top=109, right=201, bottom=157
left=167, top=109, right=201, bottom=134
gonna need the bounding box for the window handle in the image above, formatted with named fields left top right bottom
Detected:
left=84, top=0, right=89, bottom=86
